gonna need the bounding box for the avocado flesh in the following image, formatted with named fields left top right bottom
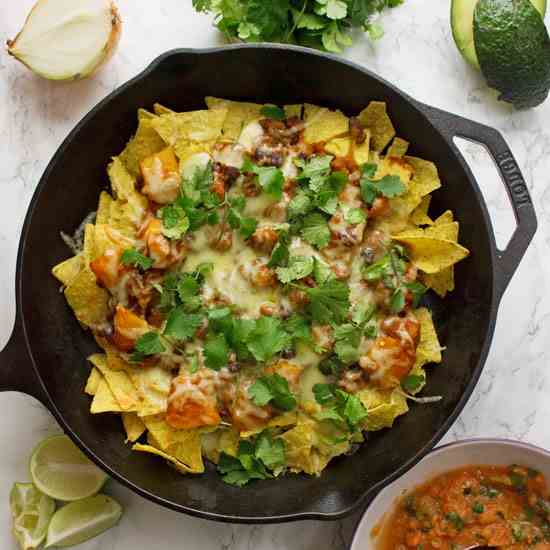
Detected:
left=474, top=0, right=550, bottom=108
left=451, top=0, right=547, bottom=68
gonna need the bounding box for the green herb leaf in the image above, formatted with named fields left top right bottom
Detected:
left=315, top=0, right=348, bottom=20
left=390, top=288, right=406, bottom=313
left=321, top=20, right=352, bottom=52
left=472, top=502, right=484, bottom=514
left=121, top=248, right=153, bottom=271
left=360, top=179, right=378, bottom=205
left=204, top=333, right=229, bottom=370
left=130, top=331, right=165, bottom=362
left=288, top=191, right=313, bottom=218
left=284, top=314, right=311, bottom=343
left=344, top=207, right=367, bottom=224
left=243, top=158, right=284, bottom=199
left=405, top=281, right=427, bottom=308
left=333, top=323, right=362, bottom=364
left=342, top=392, right=368, bottom=427
left=402, top=374, right=425, bottom=394
left=318, top=355, right=344, bottom=376
left=376, top=175, right=407, bottom=197
left=276, top=255, right=314, bottom=284
left=260, top=105, right=286, bottom=120
left=164, top=308, right=203, bottom=341
left=306, top=280, right=350, bottom=324
left=313, top=257, right=334, bottom=285
left=160, top=204, right=190, bottom=239
left=301, top=212, right=331, bottom=249
left=446, top=512, right=464, bottom=531
left=246, top=316, right=291, bottom=362
left=313, top=383, right=336, bottom=405
left=248, top=373, right=297, bottom=411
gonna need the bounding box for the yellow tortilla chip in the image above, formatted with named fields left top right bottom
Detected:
left=153, top=103, right=175, bottom=116
left=240, top=411, right=297, bottom=438
left=422, top=268, right=455, bottom=298
left=132, top=443, right=196, bottom=474
left=284, top=104, right=302, bottom=119
left=354, top=131, right=371, bottom=165
left=325, top=137, right=350, bottom=157
left=358, top=387, right=409, bottom=431
left=303, top=103, right=349, bottom=144
left=415, top=307, right=443, bottom=367
left=434, top=210, right=454, bottom=225
left=88, top=354, right=139, bottom=412
left=52, top=254, right=83, bottom=287
left=119, top=118, right=166, bottom=178
left=85, top=368, right=102, bottom=396
left=201, top=427, right=240, bottom=464
left=138, top=108, right=155, bottom=122
left=387, top=137, right=409, bottom=158
left=107, top=157, right=148, bottom=228
left=142, top=415, right=204, bottom=473
left=174, top=140, right=216, bottom=163
left=82, top=224, right=95, bottom=263
left=405, top=156, right=442, bottom=197
left=96, top=192, right=113, bottom=225
left=410, top=196, right=433, bottom=226
left=90, top=378, right=122, bottom=413
left=122, top=413, right=146, bottom=442
left=425, top=222, right=459, bottom=241
left=125, top=366, right=171, bottom=417
left=358, top=101, right=395, bottom=152
left=205, top=97, right=262, bottom=141
left=392, top=235, right=469, bottom=274
left=64, top=267, right=109, bottom=328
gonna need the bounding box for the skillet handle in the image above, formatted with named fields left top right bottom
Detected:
left=418, top=104, right=538, bottom=301
left=0, top=314, right=49, bottom=406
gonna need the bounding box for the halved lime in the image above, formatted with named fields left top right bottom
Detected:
left=10, top=482, right=55, bottom=550
left=45, top=494, right=122, bottom=548
left=30, top=435, right=108, bottom=501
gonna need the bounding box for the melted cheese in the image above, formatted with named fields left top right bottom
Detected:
left=238, top=121, right=264, bottom=152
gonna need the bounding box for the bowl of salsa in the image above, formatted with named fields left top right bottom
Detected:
left=351, top=439, right=550, bottom=550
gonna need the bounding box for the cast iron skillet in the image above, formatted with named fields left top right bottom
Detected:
left=0, top=45, right=537, bottom=523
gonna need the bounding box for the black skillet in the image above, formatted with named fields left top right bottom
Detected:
left=0, top=45, right=537, bottom=523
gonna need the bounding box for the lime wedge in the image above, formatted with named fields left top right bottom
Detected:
left=45, top=495, right=122, bottom=548
left=30, top=435, right=108, bottom=501
left=10, top=482, right=55, bottom=550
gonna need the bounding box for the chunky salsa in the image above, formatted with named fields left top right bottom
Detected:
left=377, top=465, right=550, bottom=549
left=52, top=98, right=469, bottom=486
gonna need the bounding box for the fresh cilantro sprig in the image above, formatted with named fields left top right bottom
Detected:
left=121, top=248, right=153, bottom=271
left=305, top=279, right=350, bottom=324
left=312, top=384, right=368, bottom=431
left=160, top=204, right=190, bottom=240
left=359, top=163, right=407, bottom=206
left=226, top=196, right=258, bottom=239
left=242, top=158, right=284, bottom=199
left=248, top=373, right=297, bottom=411
left=276, top=255, right=314, bottom=284
left=218, top=431, right=285, bottom=487
left=192, top=0, right=404, bottom=54
left=130, top=331, right=165, bottom=363
left=260, top=104, right=286, bottom=120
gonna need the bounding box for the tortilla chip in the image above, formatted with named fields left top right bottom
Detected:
left=358, top=101, right=395, bottom=152
left=132, top=443, right=196, bottom=474
left=205, top=97, right=262, bottom=141
left=122, top=412, right=146, bottom=442
left=284, top=104, right=302, bottom=119
left=85, top=368, right=102, bottom=396
left=201, top=427, right=240, bottom=464
left=358, top=387, right=409, bottom=431
left=434, top=210, right=454, bottom=225
left=325, top=137, right=350, bottom=157
left=405, top=156, right=442, bottom=197
left=138, top=108, right=155, bottom=122
left=82, top=224, right=95, bottom=263
left=415, top=307, right=443, bottom=367
left=423, top=268, right=455, bottom=298
left=425, top=222, right=459, bottom=241
left=64, top=267, right=110, bottom=328
left=96, top=192, right=114, bottom=225
left=354, top=131, right=371, bottom=165
left=125, top=366, right=171, bottom=417
left=153, top=103, right=175, bottom=116
left=141, top=415, right=204, bottom=473
left=387, top=137, right=409, bottom=158
left=119, top=118, right=166, bottom=178
left=90, top=378, right=122, bottom=413
left=174, top=140, right=216, bottom=163
left=303, top=103, right=349, bottom=144
left=410, top=196, right=433, bottom=226
left=88, top=354, right=139, bottom=412
left=107, top=157, right=148, bottom=228
left=52, top=254, right=83, bottom=287
left=392, top=235, right=469, bottom=274
left=240, top=411, right=297, bottom=438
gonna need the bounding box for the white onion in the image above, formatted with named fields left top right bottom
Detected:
left=6, top=0, right=121, bottom=81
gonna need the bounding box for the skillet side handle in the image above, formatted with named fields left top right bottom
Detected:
left=0, top=314, right=48, bottom=406
left=419, top=104, right=538, bottom=301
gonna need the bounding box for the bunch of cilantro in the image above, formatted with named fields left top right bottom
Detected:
left=192, top=0, right=404, bottom=53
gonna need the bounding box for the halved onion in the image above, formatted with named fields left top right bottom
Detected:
left=6, top=0, right=121, bottom=81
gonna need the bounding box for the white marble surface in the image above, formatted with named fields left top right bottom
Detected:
left=1, top=1, right=549, bottom=548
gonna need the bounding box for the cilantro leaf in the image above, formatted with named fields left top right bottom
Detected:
left=351, top=302, right=376, bottom=326
left=248, top=373, right=297, bottom=411
left=344, top=208, right=367, bottom=225
left=315, top=0, right=348, bottom=20
left=360, top=164, right=406, bottom=205
left=313, top=257, right=334, bottom=284
left=284, top=314, right=311, bottom=344
left=243, top=158, right=284, bottom=199
left=306, top=280, right=350, bottom=324
left=160, top=204, right=190, bottom=239
left=296, top=154, right=333, bottom=191
left=318, top=355, right=344, bottom=376
left=246, top=317, right=290, bottom=362
left=377, top=175, right=407, bottom=197
left=130, top=331, right=165, bottom=362
left=267, top=232, right=290, bottom=268
left=360, top=179, right=379, bottom=205
left=203, top=333, right=229, bottom=370
left=313, top=383, right=337, bottom=405
left=121, top=248, right=153, bottom=271
left=255, top=431, right=285, bottom=470
left=260, top=105, right=286, bottom=120
left=322, top=20, right=352, bottom=52
left=288, top=191, right=313, bottom=218
left=342, top=392, right=368, bottom=427
left=301, top=212, right=331, bottom=249
left=333, top=323, right=361, bottom=364
left=164, top=308, right=203, bottom=341
left=361, top=163, right=378, bottom=178
left=402, top=374, right=425, bottom=393
left=276, top=255, right=314, bottom=284
left=390, top=288, right=406, bottom=313
left=405, top=281, right=427, bottom=308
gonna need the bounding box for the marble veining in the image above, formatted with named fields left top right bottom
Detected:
left=1, top=0, right=549, bottom=548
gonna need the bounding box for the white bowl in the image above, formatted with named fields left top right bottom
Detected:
left=350, top=438, right=550, bottom=550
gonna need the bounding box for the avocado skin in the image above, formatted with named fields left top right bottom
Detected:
left=474, top=0, right=550, bottom=109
